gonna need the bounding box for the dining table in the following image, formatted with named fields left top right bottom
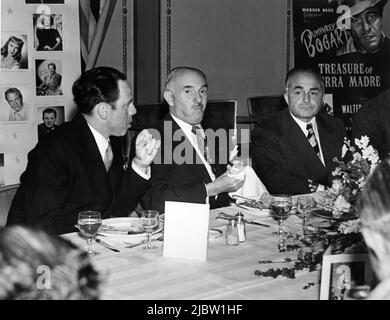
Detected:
left=62, top=204, right=321, bottom=300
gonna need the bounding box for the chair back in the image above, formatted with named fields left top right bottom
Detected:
left=0, top=184, right=19, bottom=227
left=132, top=101, right=170, bottom=131
left=247, top=95, right=287, bottom=121
left=202, top=99, right=237, bottom=132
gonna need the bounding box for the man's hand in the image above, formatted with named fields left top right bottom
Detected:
left=133, top=129, right=161, bottom=173
left=206, top=172, right=245, bottom=197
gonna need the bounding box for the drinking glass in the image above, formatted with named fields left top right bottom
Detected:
left=78, top=211, right=102, bottom=256
left=270, top=195, right=292, bottom=252
left=140, top=210, right=160, bottom=252
left=297, top=196, right=316, bottom=238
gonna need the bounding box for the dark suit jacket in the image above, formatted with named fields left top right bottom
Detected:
left=251, top=109, right=345, bottom=195
left=7, top=113, right=147, bottom=234
left=141, top=114, right=231, bottom=214
left=352, top=87, right=390, bottom=160
left=38, top=123, right=59, bottom=141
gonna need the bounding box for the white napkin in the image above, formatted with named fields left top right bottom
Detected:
left=229, top=165, right=268, bottom=199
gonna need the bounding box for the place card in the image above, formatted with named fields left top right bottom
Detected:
left=163, top=201, right=210, bottom=262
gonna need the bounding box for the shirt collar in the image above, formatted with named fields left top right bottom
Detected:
left=87, top=122, right=109, bottom=160
left=170, top=113, right=203, bottom=137
left=289, top=111, right=317, bottom=134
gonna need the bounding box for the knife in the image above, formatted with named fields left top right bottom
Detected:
left=216, top=216, right=270, bottom=227
left=95, top=238, right=120, bottom=252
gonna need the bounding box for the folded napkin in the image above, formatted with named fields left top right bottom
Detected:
left=228, top=165, right=268, bottom=199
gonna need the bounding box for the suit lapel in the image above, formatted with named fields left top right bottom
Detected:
left=166, top=114, right=213, bottom=183
left=70, top=114, right=112, bottom=201
left=316, top=115, right=337, bottom=169
left=282, top=110, right=328, bottom=178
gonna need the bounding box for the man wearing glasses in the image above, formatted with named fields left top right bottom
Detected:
left=337, top=0, right=388, bottom=55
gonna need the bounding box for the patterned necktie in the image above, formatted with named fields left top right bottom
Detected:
left=191, top=125, right=216, bottom=174
left=306, top=123, right=321, bottom=158
left=104, top=141, right=113, bottom=172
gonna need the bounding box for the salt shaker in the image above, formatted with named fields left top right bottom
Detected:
left=225, top=219, right=239, bottom=246
left=236, top=212, right=246, bottom=242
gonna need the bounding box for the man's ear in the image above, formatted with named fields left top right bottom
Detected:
left=96, top=102, right=111, bottom=120
left=283, top=90, right=289, bottom=105
left=163, top=90, right=174, bottom=107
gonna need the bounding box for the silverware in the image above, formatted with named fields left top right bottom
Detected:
left=125, top=240, right=147, bottom=248
left=95, top=238, right=120, bottom=252
left=231, top=194, right=261, bottom=203
left=217, top=213, right=270, bottom=227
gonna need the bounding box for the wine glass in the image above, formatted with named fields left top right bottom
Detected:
left=270, top=195, right=292, bottom=252
left=140, top=210, right=160, bottom=252
left=297, top=195, right=316, bottom=239
left=77, top=211, right=102, bottom=256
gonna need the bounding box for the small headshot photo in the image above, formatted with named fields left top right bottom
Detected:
left=26, top=0, right=65, bottom=3
left=36, top=105, right=64, bottom=141
left=1, top=33, right=28, bottom=70
left=35, top=59, right=63, bottom=96
left=0, top=153, right=4, bottom=187
left=1, top=86, right=32, bottom=123
left=33, top=13, right=63, bottom=51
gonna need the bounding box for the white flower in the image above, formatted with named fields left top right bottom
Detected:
left=338, top=219, right=361, bottom=234
left=331, top=179, right=343, bottom=193
left=333, top=195, right=351, bottom=217
left=355, top=136, right=370, bottom=150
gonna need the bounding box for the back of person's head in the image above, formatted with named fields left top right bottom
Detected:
left=359, top=159, right=390, bottom=240
left=285, top=66, right=324, bottom=91
left=1, top=36, right=24, bottom=61
left=165, top=66, right=207, bottom=91
left=0, top=226, right=101, bottom=300
left=4, top=87, right=22, bottom=102
left=72, top=66, right=127, bottom=114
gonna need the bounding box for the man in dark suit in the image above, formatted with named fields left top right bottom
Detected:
left=7, top=66, right=160, bottom=234
left=352, top=86, right=390, bottom=159
left=142, top=66, right=244, bottom=214
left=251, top=67, right=345, bottom=195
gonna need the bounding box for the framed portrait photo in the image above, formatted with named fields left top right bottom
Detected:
left=1, top=32, right=29, bottom=70
left=320, top=253, right=374, bottom=300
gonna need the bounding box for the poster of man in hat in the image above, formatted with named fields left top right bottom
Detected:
left=336, top=0, right=389, bottom=55
left=292, top=0, right=390, bottom=136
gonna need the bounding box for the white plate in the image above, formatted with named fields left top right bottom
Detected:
left=209, top=228, right=223, bottom=239
left=99, top=217, right=163, bottom=237
left=234, top=203, right=271, bottom=217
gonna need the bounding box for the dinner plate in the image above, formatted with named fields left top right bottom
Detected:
left=99, top=217, right=163, bottom=237
left=209, top=228, right=223, bottom=239
left=312, top=209, right=338, bottom=220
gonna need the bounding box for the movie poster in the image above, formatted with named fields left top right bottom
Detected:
left=293, top=0, right=390, bottom=135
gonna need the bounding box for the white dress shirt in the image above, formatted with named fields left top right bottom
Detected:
left=87, top=123, right=150, bottom=180
left=171, top=113, right=216, bottom=182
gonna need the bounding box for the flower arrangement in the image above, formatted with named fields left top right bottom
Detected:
left=254, top=136, right=380, bottom=284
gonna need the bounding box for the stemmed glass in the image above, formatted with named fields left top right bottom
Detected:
left=140, top=210, right=160, bottom=252
left=77, top=211, right=102, bottom=256
left=297, top=196, right=316, bottom=239
left=270, top=195, right=292, bottom=252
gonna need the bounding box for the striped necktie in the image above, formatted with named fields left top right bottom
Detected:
left=306, top=123, right=321, bottom=158
left=191, top=125, right=216, bottom=174
left=104, top=141, right=113, bottom=172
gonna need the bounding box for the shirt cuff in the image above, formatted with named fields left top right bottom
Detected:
left=131, top=159, right=151, bottom=180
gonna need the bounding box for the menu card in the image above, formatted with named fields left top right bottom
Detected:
left=163, top=201, right=210, bottom=261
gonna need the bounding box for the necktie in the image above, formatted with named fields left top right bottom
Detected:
left=191, top=125, right=216, bottom=174
left=104, top=141, right=113, bottom=172
left=306, top=123, right=321, bottom=158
